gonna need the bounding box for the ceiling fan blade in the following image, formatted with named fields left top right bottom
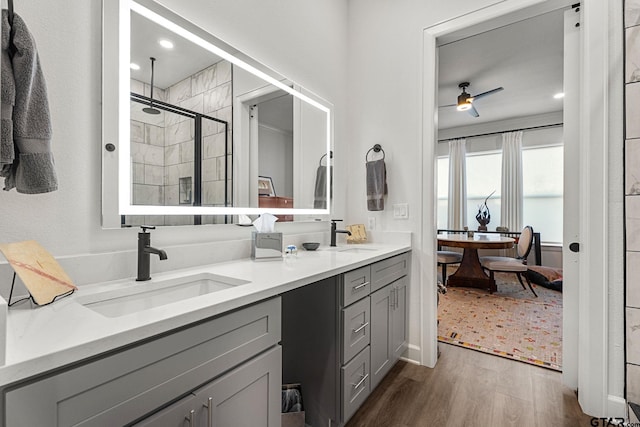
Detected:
left=467, top=103, right=479, bottom=118
left=438, top=103, right=457, bottom=108
left=471, top=87, right=504, bottom=101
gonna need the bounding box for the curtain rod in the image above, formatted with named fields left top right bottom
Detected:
left=437, top=122, right=563, bottom=142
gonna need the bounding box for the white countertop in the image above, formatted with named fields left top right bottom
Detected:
left=0, top=242, right=410, bottom=387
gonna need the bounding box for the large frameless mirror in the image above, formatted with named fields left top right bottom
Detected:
left=102, top=0, right=333, bottom=228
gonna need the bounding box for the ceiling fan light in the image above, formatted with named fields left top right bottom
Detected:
left=457, top=103, right=472, bottom=111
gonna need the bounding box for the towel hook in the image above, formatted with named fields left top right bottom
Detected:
left=319, top=150, right=333, bottom=166
left=365, top=144, right=385, bottom=162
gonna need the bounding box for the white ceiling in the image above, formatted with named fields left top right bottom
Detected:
left=130, top=11, right=223, bottom=90
left=437, top=8, right=566, bottom=131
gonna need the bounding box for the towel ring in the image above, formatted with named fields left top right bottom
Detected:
left=366, top=144, right=385, bottom=162
left=319, top=151, right=333, bottom=166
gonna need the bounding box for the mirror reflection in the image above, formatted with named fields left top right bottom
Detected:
left=101, top=0, right=332, bottom=228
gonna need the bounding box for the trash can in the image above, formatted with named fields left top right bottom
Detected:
left=282, top=383, right=305, bottom=427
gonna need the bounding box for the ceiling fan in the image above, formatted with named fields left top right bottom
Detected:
left=440, top=82, right=504, bottom=117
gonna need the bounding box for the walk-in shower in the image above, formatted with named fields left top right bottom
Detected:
left=125, top=92, right=232, bottom=226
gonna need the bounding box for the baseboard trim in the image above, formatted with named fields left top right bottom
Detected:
left=400, top=344, right=421, bottom=365
left=607, top=395, right=626, bottom=418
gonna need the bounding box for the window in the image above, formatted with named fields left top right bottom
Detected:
left=437, top=144, right=563, bottom=243
left=466, top=152, right=501, bottom=229
left=522, top=145, right=563, bottom=243
left=436, top=157, right=448, bottom=230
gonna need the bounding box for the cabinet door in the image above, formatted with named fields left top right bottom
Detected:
left=132, top=393, right=198, bottom=426
left=370, top=284, right=392, bottom=390
left=193, top=345, right=282, bottom=427
left=391, top=276, right=408, bottom=361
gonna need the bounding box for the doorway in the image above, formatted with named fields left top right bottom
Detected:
left=434, top=4, right=569, bottom=372
left=420, top=0, right=623, bottom=417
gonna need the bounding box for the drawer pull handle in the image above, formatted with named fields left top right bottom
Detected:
left=352, top=373, right=369, bottom=389
left=353, top=321, right=369, bottom=333
left=203, top=397, right=213, bottom=427
left=185, top=409, right=195, bottom=425
left=353, top=281, right=370, bottom=291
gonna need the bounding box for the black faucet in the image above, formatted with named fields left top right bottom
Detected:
left=330, top=219, right=352, bottom=247
left=137, top=225, right=168, bottom=281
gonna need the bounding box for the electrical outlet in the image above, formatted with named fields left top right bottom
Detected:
left=368, top=217, right=376, bottom=230
left=393, top=203, right=409, bottom=219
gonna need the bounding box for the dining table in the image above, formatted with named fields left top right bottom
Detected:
left=437, top=232, right=515, bottom=293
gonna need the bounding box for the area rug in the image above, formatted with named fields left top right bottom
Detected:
left=438, top=278, right=562, bottom=371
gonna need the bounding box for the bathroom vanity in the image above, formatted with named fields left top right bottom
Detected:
left=281, top=251, right=410, bottom=426
left=0, top=241, right=411, bottom=426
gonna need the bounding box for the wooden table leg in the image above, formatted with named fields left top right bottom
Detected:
left=446, top=248, right=497, bottom=292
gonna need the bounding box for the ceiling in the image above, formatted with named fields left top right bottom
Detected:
left=130, top=11, right=223, bottom=89
left=437, top=8, right=566, bottom=131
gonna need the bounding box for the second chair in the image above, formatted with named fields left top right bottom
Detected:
left=479, top=226, right=537, bottom=297
left=437, top=250, right=462, bottom=286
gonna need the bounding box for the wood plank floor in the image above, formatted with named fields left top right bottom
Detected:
left=345, top=343, right=593, bottom=427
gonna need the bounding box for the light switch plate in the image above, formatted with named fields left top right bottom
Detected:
left=368, top=217, right=376, bottom=230
left=393, top=203, right=409, bottom=219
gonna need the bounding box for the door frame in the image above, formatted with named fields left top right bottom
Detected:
left=420, top=0, right=624, bottom=417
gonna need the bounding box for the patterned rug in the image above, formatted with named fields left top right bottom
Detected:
left=438, top=275, right=562, bottom=371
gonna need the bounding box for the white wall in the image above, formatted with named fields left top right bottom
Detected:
left=258, top=125, right=293, bottom=197
left=0, top=0, right=347, bottom=263
left=346, top=0, right=624, bottom=409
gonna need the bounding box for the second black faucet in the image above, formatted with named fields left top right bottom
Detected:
left=330, top=219, right=352, bottom=247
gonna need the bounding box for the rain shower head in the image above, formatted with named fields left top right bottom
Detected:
left=144, top=57, right=161, bottom=115
left=142, top=106, right=161, bottom=115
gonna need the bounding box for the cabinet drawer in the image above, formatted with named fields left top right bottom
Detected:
left=371, top=252, right=410, bottom=292
left=5, top=297, right=281, bottom=427
left=342, top=297, right=370, bottom=364
left=342, top=265, right=371, bottom=307
left=341, top=346, right=370, bottom=424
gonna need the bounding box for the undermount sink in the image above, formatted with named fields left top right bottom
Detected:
left=336, top=247, right=379, bottom=253
left=78, top=273, right=249, bottom=318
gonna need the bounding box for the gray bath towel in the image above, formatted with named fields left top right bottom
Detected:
left=366, top=159, right=387, bottom=211
left=1, top=10, right=57, bottom=193
left=313, top=165, right=332, bottom=209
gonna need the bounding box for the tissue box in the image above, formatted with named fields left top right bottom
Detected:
left=251, top=232, right=283, bottom=260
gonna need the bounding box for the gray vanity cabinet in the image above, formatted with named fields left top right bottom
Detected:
left=281, top=250, right=410, bottom=427
left=4, top=297, right=281, bottom=427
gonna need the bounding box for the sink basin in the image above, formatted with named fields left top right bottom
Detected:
left=336, top=247, right=379, bottom=254
left=78, top=273, right=249, bottom=318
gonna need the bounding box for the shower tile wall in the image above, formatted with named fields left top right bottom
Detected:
left=128, top=60, right=233, bottom=226
left=130, top=79, right=167, bottom=210
left=626, top=0, right=640, bottom=420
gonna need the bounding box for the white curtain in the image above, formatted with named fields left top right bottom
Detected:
left=500, top=131, right=523, bottom=232
left=447, top=139, right=467, bottom=229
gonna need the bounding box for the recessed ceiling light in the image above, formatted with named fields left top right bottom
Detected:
left=158, top=39, right=174, bottom=49
left=130, top=63, right=141, bottom=70
left=553, top=92, right=565, bottom=99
